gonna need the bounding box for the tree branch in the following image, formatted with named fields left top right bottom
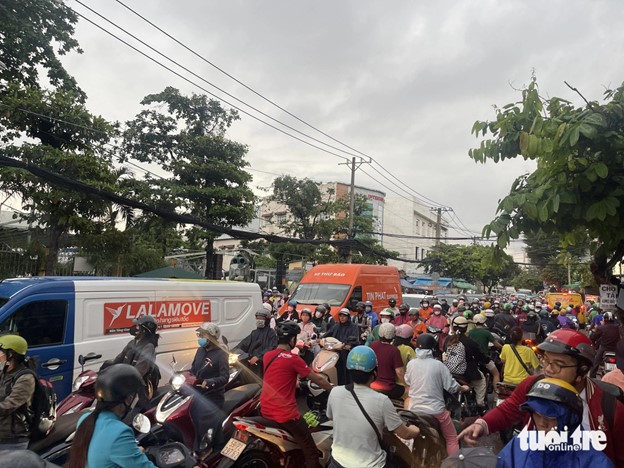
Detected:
left=564, top=81, right=590, bottom=106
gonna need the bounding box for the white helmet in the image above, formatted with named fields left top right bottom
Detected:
left=473, top=314, right=487, bottom=324
left=379, top=323, right=396, bottom=340
left=196, top=322, right=221, bottom=341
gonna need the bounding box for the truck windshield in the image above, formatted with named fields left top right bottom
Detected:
left=291, top=283, right=351, bottom=306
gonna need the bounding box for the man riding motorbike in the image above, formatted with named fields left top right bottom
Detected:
left=238, top=308, right=278, bottom=377
left=392, top=303, right=411, bottom=326
left=590, top=312, right=621, bottom=378
left=370, top=323, right=407, bottom=399
left=364, top=301, right=379, bottom=328
left=260, top=321, right=333, bottom=468
left=352, top=302, right=372, bottom=344
left=327, top=346, right=420, bottom=468
left=459, top=329, right=624, bottom=466
left=325, top=308, right=360, bottom=385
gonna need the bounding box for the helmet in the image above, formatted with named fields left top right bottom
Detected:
left=555, top=301, right=561, bottom=307
left=96, top=364, right=143, bottom=403
left=538, top=329, right=595, bottom=365
left=346, top=346, right=377, bottom=372
left=550, top=309, right=559, bottom=316
left=356, top=301, right=365, bottom=310
left=535, top=302, right=542, bottom=308
left=338, top=308, right=351, bottom=316
left=395, top=324, right=413, bottom=339
left=262, top=302, right=273, bottom=312
left=452, top=299, right=459, bottom=305
left=527, top=312, right=537, bottom=322
left=503, top=303, right=512, bottom=311
left=255, top=308, right=271, bottom=319
left=379, top=308, right=394, bottom=317
left=315, top=305, right=326, bottom=314
left=135, top=315, right=158, bottom=334
left=0, top=334, right=27, bottom=356
left=522, top=305, right=529, bottom=312
left=463, top=310, right=473, bottom=320
left=457, top=306, right=466, bottom=313
left=473, top=314, right=487, bottom=324
left=539, top=309, right=549, bottom=318
left=452, top=316, right=469, bottom=329
left=288, top=300, right=297, bottom=307
left=264, top=291, right=271, bottom=297
left=603, top=311, right=614, bottom=321
left=416, top=333, right=437, bottom=350
left=364, top=301, right=373, bottom=307
left=196, top=322, right=221, bottom=341
left=563, top=307, right=572, bottom=315
left=528, top=305, right=535, bottom=311
left=275, top=321, right=300, bottom=339
left=408, top=308, right=419, bottom=316
left=484, top=308, right=495, bottom=317
left=483, top=302, right=491, bottom=309
left=433, top=304, right=442, bottom=311
left=399, top=303, right=410, bottom=312
left=300, top=308, right=312, bottom=317
left=522, top=377, right=583, bottom=418
left=388, top=298, right=397, bottom=306
left=378, top=323, right=396, bottom=340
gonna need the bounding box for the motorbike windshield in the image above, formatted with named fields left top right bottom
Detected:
left=291, top=283, right=351, bottom=306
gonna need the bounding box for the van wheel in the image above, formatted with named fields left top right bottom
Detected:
left=234, top=450, right=273, bottom=468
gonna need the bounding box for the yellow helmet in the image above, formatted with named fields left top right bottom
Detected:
left=0, top=334, right=28, bottom=356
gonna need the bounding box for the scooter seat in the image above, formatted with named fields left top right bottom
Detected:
left=29, top=410, right=83, bottom=453
left=223, top=383, right=260, bottom=415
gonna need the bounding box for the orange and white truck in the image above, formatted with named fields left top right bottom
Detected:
left=287, top=264, right=402, bottom=318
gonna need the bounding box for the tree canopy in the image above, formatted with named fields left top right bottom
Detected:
left=469, top=77, right=624, bottom=285
left=421, top=243, right=519, bottom=292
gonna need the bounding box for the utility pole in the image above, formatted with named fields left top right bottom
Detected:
left=339, top=157, right=370, bottom=263
left=430, top=206, right=451, bottom=247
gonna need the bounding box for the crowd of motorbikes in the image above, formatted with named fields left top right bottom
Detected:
left=24, top=293, right=619, bottom=467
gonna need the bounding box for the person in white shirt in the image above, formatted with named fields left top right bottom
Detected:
left=404, top=333, right=469, bottom=456
left=327, top=346, right=419, bottom=468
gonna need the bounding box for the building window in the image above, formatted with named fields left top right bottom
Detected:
left=415, top=247, right=419, bottom=260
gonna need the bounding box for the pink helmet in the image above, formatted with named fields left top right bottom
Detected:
left=395, top=324, right=414, bottom=340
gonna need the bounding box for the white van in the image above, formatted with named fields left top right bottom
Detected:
left=0, top=277, right=261, bottom=399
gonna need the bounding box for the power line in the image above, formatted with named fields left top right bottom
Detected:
left=112, top=0, right=445, bottom=208
left=70, top=8, right=352, bottom=162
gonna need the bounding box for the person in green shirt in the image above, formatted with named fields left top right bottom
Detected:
left=468, top=315, right=502, bottom=388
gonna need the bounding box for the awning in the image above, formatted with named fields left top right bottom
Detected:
left=453, top=280, right=477, bottom=290
left=410, top=277, right=453, bottom=287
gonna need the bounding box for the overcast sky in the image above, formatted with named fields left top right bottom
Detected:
left=60, top=0, right=624, bottom=256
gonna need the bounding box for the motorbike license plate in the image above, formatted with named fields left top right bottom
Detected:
left=221, top=438, right=247, bottom=461
left=605, top=363, right=616, bottom=372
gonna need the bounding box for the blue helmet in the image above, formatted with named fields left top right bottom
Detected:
left=288, top=299, right=297, bottom=306
left=364, top=301, right=373, bottom=307
left=346, top=346, right=377, bottom=372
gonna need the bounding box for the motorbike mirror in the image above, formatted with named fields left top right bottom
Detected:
left=222, top=336, right=229, bottom=346
left=78, top=355, right=86, bottom=366
left=132, top=413, right=151, bottom=434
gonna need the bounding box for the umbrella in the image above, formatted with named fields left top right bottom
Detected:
left=441, top=447, right=498, bottom=468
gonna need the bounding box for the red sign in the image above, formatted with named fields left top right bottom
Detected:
left=104, top=300, right=211, bottom=335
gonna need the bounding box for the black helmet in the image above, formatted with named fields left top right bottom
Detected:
left=399, top=303, right=409, bottom=312
left=356, top=301, right=365, bottom=309
left=275, top=321, right=300, bottom=339
left=389, top=298, right=397, bottom=306
left=315, top=305, right=326, bottom=314
left=416, top=333, right=437, bottom=350
left=96, top=364, right=143, bottom=403
left=135, top=315, right=158, bottom=334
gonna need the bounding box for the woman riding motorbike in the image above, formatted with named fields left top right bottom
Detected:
left=69, top=364, right=155, bottom=468
left=0, top=335, right=36, bottom=450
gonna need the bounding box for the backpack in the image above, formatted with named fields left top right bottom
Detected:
left=9, top=369, right=57, bottom=440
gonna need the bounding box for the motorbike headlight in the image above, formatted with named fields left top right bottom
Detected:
left=171, top=373, right=185, bottom=391
left=228, top=353, right=240, bottom=366
left=73, top=375, right=89, bottom=392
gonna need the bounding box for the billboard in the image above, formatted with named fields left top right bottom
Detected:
left=104, top=299, right=211, bottom=335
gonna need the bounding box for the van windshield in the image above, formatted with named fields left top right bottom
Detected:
left=291, top=283, right=351, bottom=306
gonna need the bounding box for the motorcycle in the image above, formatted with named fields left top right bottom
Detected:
left=449, top=374, right=480, bottom=419
left=600, top=351, right=618, bottom=377
left=495, top=382, right=521, bottom=443
left=56, top=352, right=101, bottom=416
left=144, top=366, right=262, bottom=466
left=310, top=337, right=344, bottom=386
left=396, top=410, right=447, bottom=468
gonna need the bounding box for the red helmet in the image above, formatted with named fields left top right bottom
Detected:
left=538, top=329, right=595, bottom=365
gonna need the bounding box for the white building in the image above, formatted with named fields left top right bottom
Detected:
left=383, top=197, right=448, bottom=274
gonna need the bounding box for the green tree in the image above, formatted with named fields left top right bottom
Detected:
left=123, top=87, right=256, bottom=279
left=469, top=77, right=624, bottom=289
left=511, top=267, right=543, bottom=292
left=421, top=244, right=518, bottom=292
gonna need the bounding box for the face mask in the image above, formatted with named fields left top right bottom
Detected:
left=256, top=319, right=266, bottom=328
left=434, top=310, right=441, bottom=315
left=422, top=304, right=429, bottom=308
left=400, top=310, right=407, bottom=315
left=197, top=338, right=208, bottom=347
left=314, top=311, right=323, bottom=318
left=129, top=325, right=139, bottom=336
left=381, top=318, right=391, bottom=323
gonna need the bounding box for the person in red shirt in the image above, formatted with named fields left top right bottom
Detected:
left=260, top=321, right=333, bottom=468
left=393, top=303, right=411, bottom=326
left=370, top=323, right=407, bottom=399
left=459, top=329, right=624, bottom=467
